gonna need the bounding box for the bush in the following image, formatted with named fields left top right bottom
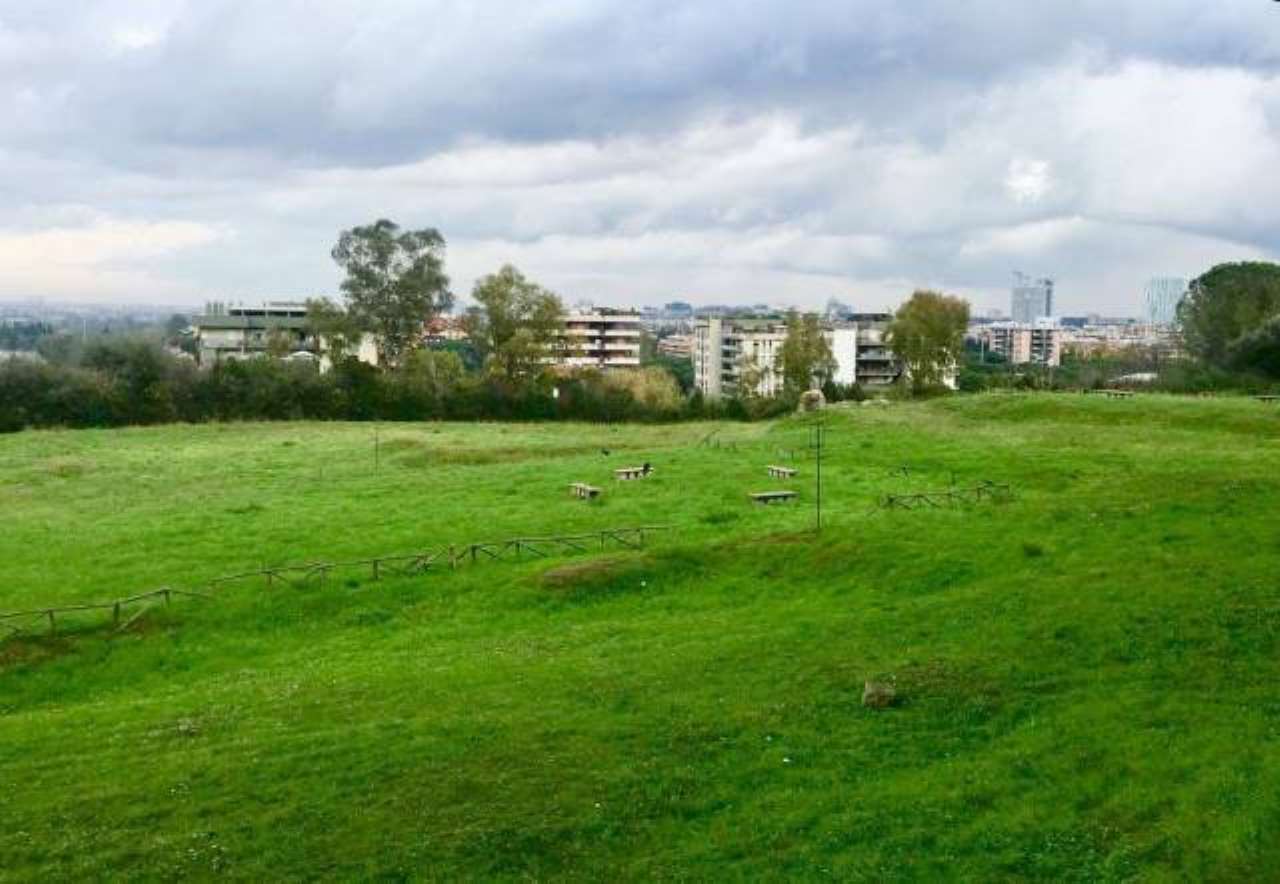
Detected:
left=0, top=347, right=768, bottom=433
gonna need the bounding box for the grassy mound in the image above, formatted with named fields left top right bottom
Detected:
left=2, top=393, right=1280, bottom=878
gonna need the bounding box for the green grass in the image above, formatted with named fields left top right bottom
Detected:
left=3, top=394, right=1280, bottom=880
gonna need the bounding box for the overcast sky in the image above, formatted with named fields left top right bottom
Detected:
left=3, top=1, right=1280, bottom=314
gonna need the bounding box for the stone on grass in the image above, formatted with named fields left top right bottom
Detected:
left=798, top=389, right=826, bottom=413
left=862, top=680, right=896, bottom=709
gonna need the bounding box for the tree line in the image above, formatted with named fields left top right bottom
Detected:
left=11, top=217, right=1275, bottom=434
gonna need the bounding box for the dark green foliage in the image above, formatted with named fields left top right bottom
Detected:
left=0, top=346, right=749, bottom=431
left=651, top=354, right=694, bottom=393
left=1225, top=314, right=1280, bottom=378
left=1180, top=261, right=1280, bottom=370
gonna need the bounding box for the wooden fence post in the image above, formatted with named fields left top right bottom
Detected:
left=0, top=526, right=674, bottom=651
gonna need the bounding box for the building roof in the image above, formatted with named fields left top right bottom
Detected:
left=193, top=314, right=311, bottom=330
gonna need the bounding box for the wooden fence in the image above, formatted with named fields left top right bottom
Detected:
left=0, top=526, right=667, bottom=643
left=878, top=481, right=1012, bottom=510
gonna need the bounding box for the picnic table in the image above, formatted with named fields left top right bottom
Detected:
left=1255, top=395, right=1279, bottom=403
left=1092, top=389, right=1134, bottom=399
left=750, top=490, right=797, bottom=505
left=766, top=465, right=797, bottom=479
left=569, top=482, right=600, bottom=499
left=614, top=465, right=652, bottom=480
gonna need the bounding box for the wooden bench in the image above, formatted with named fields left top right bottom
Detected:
left=767, top=465, right=797, bottom=479
left=1091, top=389, right=1134, bottom=399
left=569, top=482, right=600, bottom=499
left=750, top=490, right=797, bottom=505
left=614, top=466, right=651, bottom=481
left=1255, top=395, right=1279, bottom=403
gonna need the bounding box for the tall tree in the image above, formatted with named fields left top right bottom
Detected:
left=1179, top=262, right=1280, bottom=367
left=886, top=290, right=970, bottom=391
left=330, top=219, right=453, bottom=366
left=777, top=311, right=837, bottom=393
left=305, top=297, right=364, bottom=365
left=1224, top=314, right=1280, bottom=378
left=463, top=265, right=565, bottom=383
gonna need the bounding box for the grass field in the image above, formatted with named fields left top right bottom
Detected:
left=3, top=394, right=1280, bottom=879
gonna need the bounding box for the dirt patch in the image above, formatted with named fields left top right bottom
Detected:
left=0, top=635, right=76, bottom=669
left=537, top=555, right=653, bottom=598
left=400, top=443, right=633, bottom=468
left=44, top=456, right=91, bottom=479
left=895, top=659, right=1004, bottom=711
left=380, top=437, right=426, bottom=453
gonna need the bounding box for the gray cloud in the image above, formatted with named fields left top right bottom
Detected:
left=2, top=0, right=1279, bottom=312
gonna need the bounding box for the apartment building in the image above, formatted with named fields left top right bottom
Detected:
left=193, top=301, right=317, bottom=365
left=979, top=320, right=1062, bottom=367
left=693, top=313, right=902, bottom=398
left=656, top=334, right=692, bottom=359
left=693, top=317, right=787, bottom=398
left=193, top=301, right=378, bottom=370
left=840, top=313, right=900, bottom=387
left=560, top=309, right=643, bottom=369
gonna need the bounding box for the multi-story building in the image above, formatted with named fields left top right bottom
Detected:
left=693, top=317, right=789, bottom=398
left=656, top=334, right=692, bottom=359
left=1143, top=277, right=1187, bottom=326
left=842, top=313, right=900, bottom=387
left=693, top=313, right=903, bottom=398
left=979, top=320, right=1062, bottom=367
left=1011, top=272, right=1054, bottom=324
left=193, top=301, right=318, bottom=365
left=193, top=301, right=378, bottom=370
left=424, top=315, right=468, bottom=344
left=560, top=309, right=642, bottom=370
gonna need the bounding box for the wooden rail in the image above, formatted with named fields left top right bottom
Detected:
left=879, top=481, right=1012, bottom=510
left=0, top=527, right=668, bottom=644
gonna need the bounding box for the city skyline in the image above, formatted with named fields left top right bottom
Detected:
left=0, top=275, right=1195, bottom=322
left=3, top=2, right=1279, bottom=311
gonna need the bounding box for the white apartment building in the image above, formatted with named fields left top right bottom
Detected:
left=842, top=315, right=900, bottom=386
left=693, top=317, right=788, bottom=398
left=559, top=309, right=642, bottom=370
left=693, top=313, right=903, bottom=398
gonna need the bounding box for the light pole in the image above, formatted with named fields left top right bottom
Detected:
left=812, top=413, right=825, bottom=533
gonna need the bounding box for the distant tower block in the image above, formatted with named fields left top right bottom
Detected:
left=1143, top=277, right=1187, bottom=326
left=1011, top=272, right=1054, bottom=324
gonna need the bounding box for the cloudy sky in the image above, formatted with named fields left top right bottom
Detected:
left=3, top=1, right=1280, bottom=314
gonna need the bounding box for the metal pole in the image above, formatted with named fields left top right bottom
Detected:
left=815, top=416, right=823, bottom=533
